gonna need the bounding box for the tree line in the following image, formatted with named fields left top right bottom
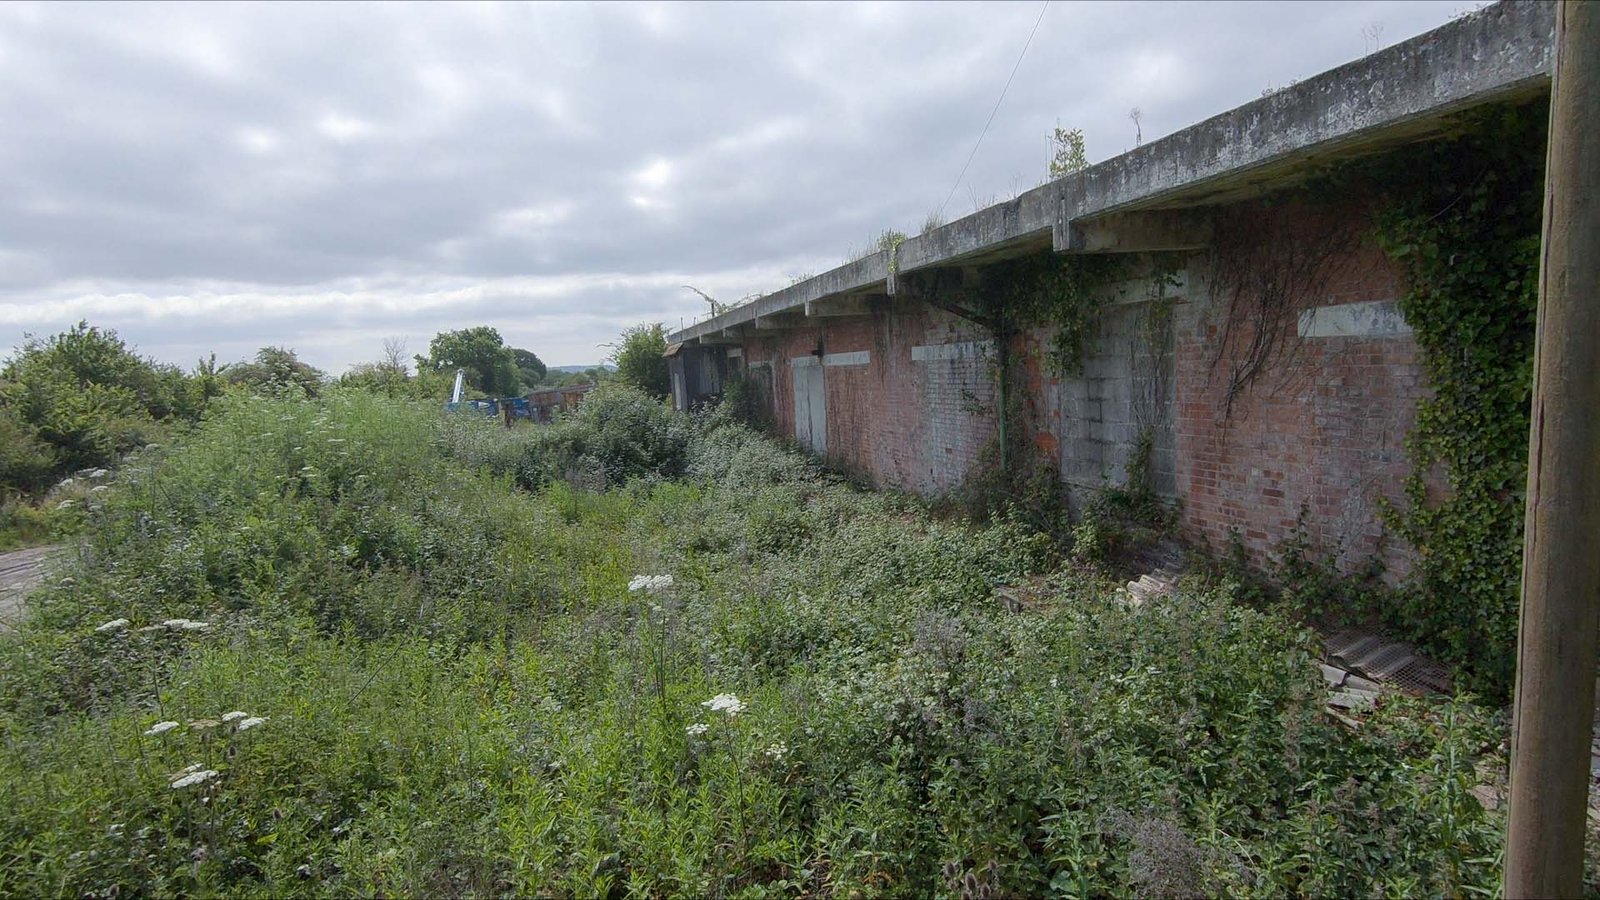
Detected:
left=0, top=319, right=676, bottom=502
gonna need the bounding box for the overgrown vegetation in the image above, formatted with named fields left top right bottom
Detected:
left=1364, top=104, right=1546, bottom=697
left=608, top=322, right=672, bottom=400
left=0, top=322, right=220, bottom=499
left=0, top=386, right=1518, bottom=896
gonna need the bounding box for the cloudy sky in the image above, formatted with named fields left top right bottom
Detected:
left=0, top=0, right=1476, bottom=372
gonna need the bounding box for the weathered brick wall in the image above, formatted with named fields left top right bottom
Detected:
left=734, top=204, right=1425, bottom=582
left=1021, top=272, right=1181, bottom=503
left=1175, top=205, right=1425, bottom=579
left=739, top=299, right=994, bottom=492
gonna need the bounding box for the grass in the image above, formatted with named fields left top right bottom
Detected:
left=0, top=388, right=1517, bottom=896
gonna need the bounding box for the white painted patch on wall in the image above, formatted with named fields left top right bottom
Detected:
left=911, top=340, right=994, bottom=362
left=1298, top=300, right=1412, bottom=339
left=788, top=355, right=820, bottom=367
left=823, top=351, right=870, bottom=367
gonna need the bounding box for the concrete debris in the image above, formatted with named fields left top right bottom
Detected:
left=1316, top=659, right=1383, bottom=719
left=1123, top=571, right=1177, bottom=608
left=1326, top=688, right=1379, bottom=712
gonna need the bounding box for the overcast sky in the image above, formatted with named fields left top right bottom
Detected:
left=0, top=0, right=1477, bottom=372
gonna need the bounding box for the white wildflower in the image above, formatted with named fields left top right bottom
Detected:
left=95, top=618, right=131, bottom=633
left=702, top=693, right=745, bottom=717
left=170, top=769, right=219, bottom=789
left=144, top=721, right=180, bottom=736
left=1050, top=676, right=1059, bottom=689
left=235, top=716, right=267, bottom=732
left=88, top=485, right=110, bottom=494
left=627, top=574, right=674, bottom=594
left=220, top=711, right=249, bottom=723
left=763, top=741, right=789, bottom=761
left=175, top=762, right=204, bottom=776
left=162, top=619, right=211, bottom=631
left=685, top=722, right=710, bottom=737
left=188, top=718, right=221, bottom=731
left=56, top=500, right=76, bottom=510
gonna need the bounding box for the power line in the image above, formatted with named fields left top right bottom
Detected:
left=936, top=0, right=1050, bottom=221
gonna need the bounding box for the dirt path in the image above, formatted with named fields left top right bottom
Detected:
left=0, top=545, right=60, bottom=631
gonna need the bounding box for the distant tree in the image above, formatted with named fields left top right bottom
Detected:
left=227, top=347, right=325, bottom=398
left=380, top=337, right=409, bottom=376
left=608, top=323, right=671, bottom=400
left=416, top=326, right=521, bottom=397
left=1048, top=125, right=1088, bottom=179
left=510, top=347, right=548, bottom=389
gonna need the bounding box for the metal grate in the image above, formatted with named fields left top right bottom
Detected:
left=1324, top=629, right=1452, bottom=696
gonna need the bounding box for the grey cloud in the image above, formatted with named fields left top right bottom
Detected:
left=0, top=0, right=1469, bottom=368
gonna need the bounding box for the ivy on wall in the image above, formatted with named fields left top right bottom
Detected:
left=1363, top=104, right=1546, bottom=697
left=980, top=252, right=1127, bottom=375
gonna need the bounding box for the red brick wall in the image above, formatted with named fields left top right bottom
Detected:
left=734, top=203, right=1426, bottom=581
left=740, top=299, right=994, bottom=492
left=1174, top=205, right=1425, bottom=579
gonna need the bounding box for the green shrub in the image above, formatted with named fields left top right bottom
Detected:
left=0, top=388, right=1519, bottom=896
left=0, top=322, right=212, bottom=497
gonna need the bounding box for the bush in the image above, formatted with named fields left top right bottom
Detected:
left=0, top=407, right=56, bottom=496
left=440, top=384, right=690, bottom=490
left=0, top=387, right=1519, bottom=896
left=0, top=322, right=205, bottom=497
left=608, top=322, right=670, bottom=399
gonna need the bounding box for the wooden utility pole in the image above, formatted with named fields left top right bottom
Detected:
left=1505, top=1, right=1600, bottom=896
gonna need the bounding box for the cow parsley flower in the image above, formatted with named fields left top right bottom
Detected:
left=702, top=693, right=745, bottom=717
left=144, top=721, right=180, bottom=736
left=220, top=711, right=249, bottom=723
left=627, top=573, right=672, bottom=595
left=763, top=741, right=789, bottom=761
left=235, top=716, right=267, bottom=732
left=95, top=618, right=131, bottom=633
left=685, top=723, right=709, bottom=737
left=170, top=769, right=219, bottom=789
left=627, top=574, right=674, bottom=594
left=162, top=619, right=211, bottom=631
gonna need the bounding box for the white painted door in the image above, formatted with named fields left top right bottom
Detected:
left=791, top=359, right=826, bottom=454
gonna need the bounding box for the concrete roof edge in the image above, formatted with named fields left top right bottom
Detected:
left=668, top=0, right=1553, bottom=346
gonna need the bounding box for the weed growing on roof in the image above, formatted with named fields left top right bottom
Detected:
left=0, top=388, right=1519, bottom=895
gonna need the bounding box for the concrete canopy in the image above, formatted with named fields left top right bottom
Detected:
left=668, top=0, right=1554, bottom=347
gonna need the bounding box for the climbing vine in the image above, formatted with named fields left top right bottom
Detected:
left=980, top=251, right=1127, bottom=375
left=1206, top=203, right=1362, bottom=418
left=1364, top=104, right=1546, bottom=697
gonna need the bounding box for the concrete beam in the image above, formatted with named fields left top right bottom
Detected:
left=752, top=312, right=802, bottom=332
left=805, top=295, right=877, bottom=317
left=669, top=2, right=1553, bottom=346
left=1056, top=209, right=1215, bottom=253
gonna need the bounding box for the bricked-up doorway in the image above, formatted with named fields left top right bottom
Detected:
left=791, top=356, right=827, bottom=454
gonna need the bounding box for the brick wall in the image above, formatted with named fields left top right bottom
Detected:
left=1174, top=204, right=1425, bottom=579
left=735, top=203, right=1425, bottom=581
left=1021, top=272, right=1180, bottom=502
left=740, top=299, right=994, bottom=492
